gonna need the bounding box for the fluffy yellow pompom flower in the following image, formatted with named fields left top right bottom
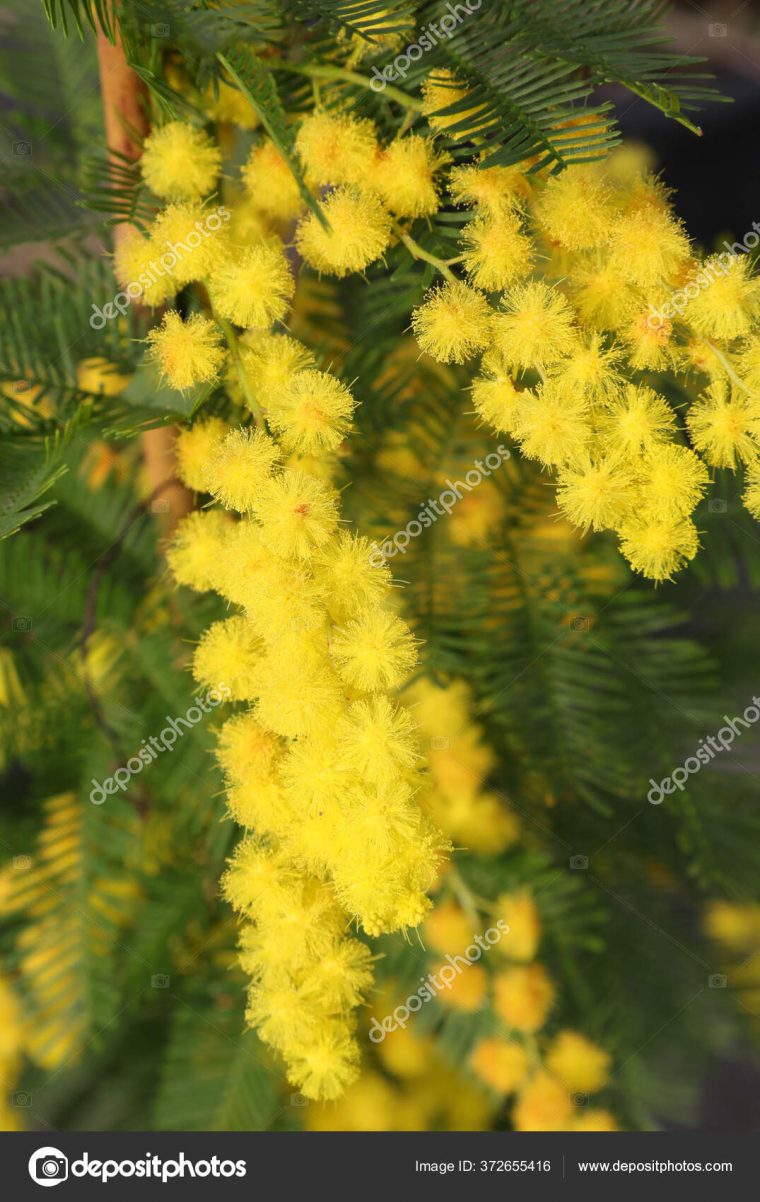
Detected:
left=494, top=964, right=555, bottom=1032
left=737, top=336, right=760, bottom=391
left=314, top=530, right=392, bottom=620
left=494, top=890, right=541, bottom=962
left=296, top=187, right=391, bottom=278
left=331, top=608, right=417, bottom=692
left=597, top=383, right=676, bottom=456
left=205, top=427, right=281, bottom=512
left=254, top=471, right=340, bottom=559
left=687, top=382, right=760, bottom=467
left=242, top=138, right=303, bottom=220
left=375, top=1026, right=434, bottom=1081
left=535, top=165, right=613, bottom=250
left=237, top=332, right=314, bottom=400
left=113, top=227, right=174, bottom=307
left=556, top=456, right=635, bottom=532
left=494, top=281, right=577, bottom=371
left=686, top=255, right=760, bottom=341
left=166, top=509, right=232, bottom=591
left=209, top=241, right=293, bottom=329
left=546, top=1030, right=611, bottom=1094
left=436, top=961, right=488, bottom=1012
left=295, top=110, right=377, bottom=187
left=140, top=121, right=221, bottom=202
left=146, top=311, right=226, bottom=391
left=411, top=280, right=493, bottom=364
left=637, top=444, right=709, bottom=519
left=513, top=1072, right=572, bottom=1132
left=512, top=384, right=590, bottom=468
left=244, top=559, right=326, bottom=644
left=192, top=615, right=263, bottom=701
left=622, top=305, right=675, bottom=371
left=618, top=515, right=699, bottom=581
left=337, top=695, right=418, bottom=785
left=175, top=417, right=228, bottom=492
left=471, top=372, right=524, bottom=435
left=204, top=80, right=259, bottom=129
left=222, top=839, right=289, bottom=916
left=285, top=1023, right=361, bottom=1102
left=608, top=205, right=690, bottom=288
left=572, top=257, right=638, bottom=330
left=151, top=203, right=229, bottom=286
left=461, top=210, right=534, bottom=291
left=256, top=654, right=343, bottom=739
left=548, top=333, right=622, bottom=403
left=423, top=900, right=472, bottom=956
left=372, top=135, right=443, bottom=218
left=449, top=162, right=532, bottom=213
left=215, top=711, right=282, bottom=786
left=470, top=1038, right=530, bottom=1094
left=226, top=197, right=270, bottom=247
left=226, top=774, right=289, bottom=833
left=267, top=369, right=355, bottom=455
left=705, top=899, right=760, bottom=949
left=742, top=459, right=760, bottom=519
left=421, top=69, right=476, bottom=132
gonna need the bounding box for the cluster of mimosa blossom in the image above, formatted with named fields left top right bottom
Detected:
left=142, top=119, right=448, bottom=1101
left=127, top=79, right=742, bottom=1106
left=167, top=413, right=448, bottom=1099
left=407, top=145, right=760, bottom=582
left=131, top=88, right=760, bottom=586
left=167, top=396, right=453, bottom=1096
left=405, top=679, right=616, bottom=1131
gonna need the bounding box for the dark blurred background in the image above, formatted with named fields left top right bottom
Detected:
left=615, top=2, right=760, bottom=246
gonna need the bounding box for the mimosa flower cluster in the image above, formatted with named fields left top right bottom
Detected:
left=404, top=678, right=616, bottom=1131
left=161, top=91, right=760, bottom=584
left=145, top=119, right=448, bottom=1099
left=168, top=411, right=447, bottom=1099
left=435, top=887, right=616, bottom=1131
left=405, top=144, right=760, bottom=582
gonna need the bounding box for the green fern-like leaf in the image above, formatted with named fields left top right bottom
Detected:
left=218, top=45, right=326, bottom=224
left=154, top=988, right=280, bottom=1131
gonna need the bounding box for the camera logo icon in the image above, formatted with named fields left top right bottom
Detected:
left=570, top=615, right=590, bottom=632
left=28, top=1147, right=68, bottom=1187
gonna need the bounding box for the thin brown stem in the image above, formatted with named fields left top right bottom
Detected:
left=96, top=15, right=192, bottom=536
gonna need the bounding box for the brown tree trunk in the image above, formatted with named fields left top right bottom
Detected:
left=96, top=22, right=192, bottom=536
